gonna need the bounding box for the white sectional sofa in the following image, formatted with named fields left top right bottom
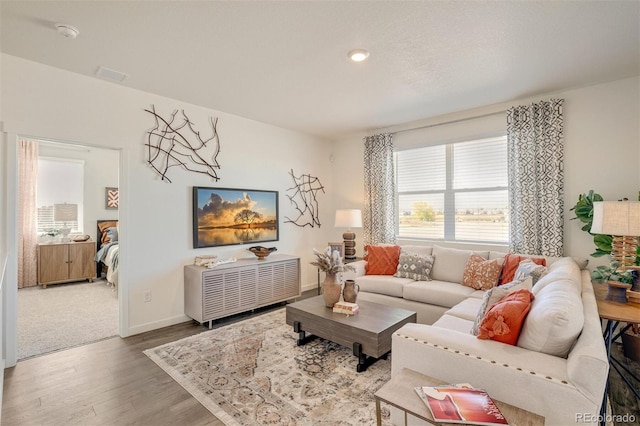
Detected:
left=347, top=245, right=608, bottom=425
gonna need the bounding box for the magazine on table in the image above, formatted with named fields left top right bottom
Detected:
left=414, top=383, right=509, bottom=425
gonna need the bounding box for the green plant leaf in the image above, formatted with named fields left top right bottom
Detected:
left=593, top=234, right=613, bottom=252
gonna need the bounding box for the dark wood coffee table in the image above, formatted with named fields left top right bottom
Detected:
left=285, top=295, right=417, bottom=372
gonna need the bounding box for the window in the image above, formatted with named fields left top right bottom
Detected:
left=395, top=135, right=508, bottom=243
left=36, top=157, right=84, bottom=234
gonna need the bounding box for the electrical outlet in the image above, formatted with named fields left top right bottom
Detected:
left=143, top=291, right=151, bottom=302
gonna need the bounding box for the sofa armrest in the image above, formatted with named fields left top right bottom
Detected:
left=392, top=323, right=601, bottom=425
left=344, top=260, right=366, bottom=279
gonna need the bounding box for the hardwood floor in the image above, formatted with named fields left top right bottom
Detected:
left=2, top=292, right=315, bottom=426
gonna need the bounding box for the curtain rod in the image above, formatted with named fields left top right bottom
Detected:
left=390, top=110, right=506, bottom=135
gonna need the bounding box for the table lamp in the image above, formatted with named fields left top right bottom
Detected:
left=335, top=209, right=362, bottom=260
left=54, top=203, right=78, bottom=241
left=590, top=201, right=640, bottom=270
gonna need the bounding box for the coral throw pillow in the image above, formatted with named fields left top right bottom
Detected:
left=462, top=253, right=503, bottom=290
left=477, top=289, right=535, bottom=345
left=500, top=254, right=546, bottom=284
left=364, top=245, right=401, bottom=275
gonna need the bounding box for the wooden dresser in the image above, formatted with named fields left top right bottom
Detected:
left=37, top=241, right=96, bottom=288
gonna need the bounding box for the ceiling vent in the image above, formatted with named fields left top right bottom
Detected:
left=95, top=66, right=128, bottom=83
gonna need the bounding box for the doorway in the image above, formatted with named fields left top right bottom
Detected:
left=15, top=138, right=121, bottom=360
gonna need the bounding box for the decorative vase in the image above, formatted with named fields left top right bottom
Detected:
left=343, top=279, right=359, bottom=303
left=605, top=281, right=632, bottom=303
left=322, top=273, right=342, bottom=308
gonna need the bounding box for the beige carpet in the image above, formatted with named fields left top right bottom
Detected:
left=144, top=308, right=392, bottom=425
left=18, top=280, right=118, bottom=360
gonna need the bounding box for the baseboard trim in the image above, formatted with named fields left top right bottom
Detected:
left=127, top=314, right=192, bottom=336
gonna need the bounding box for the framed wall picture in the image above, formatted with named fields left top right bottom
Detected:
left=328, top=242, right=345, bottom=260
left=193, top=186, right=279, bottom=248
left=105, top=187, right=119, bottom=209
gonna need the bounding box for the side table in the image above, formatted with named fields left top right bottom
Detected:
left=316, top=256, right=362, bottom=295
left=593, top=283, right=640, bottom=426
left=374, top=368, right=544, bottom=426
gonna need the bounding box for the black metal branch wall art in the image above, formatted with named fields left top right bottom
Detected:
left=285, top=169, right=325, bottom=228
left=144, top=105, right=221, bottom=183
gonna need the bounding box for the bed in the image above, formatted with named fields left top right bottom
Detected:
left=95, top=220, right=119, bottom=288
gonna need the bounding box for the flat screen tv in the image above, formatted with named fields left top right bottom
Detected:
left=193, top=186, right=279, bottom=248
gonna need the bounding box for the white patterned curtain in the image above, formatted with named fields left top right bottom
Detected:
left=507, top=99, right=564, bottom=257
left=18, top=139, right=39, bottom=288
left=363, top=133, right=396, bottom=245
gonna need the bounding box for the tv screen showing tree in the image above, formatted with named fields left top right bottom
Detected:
left=193, top=187, right=279, bottom=248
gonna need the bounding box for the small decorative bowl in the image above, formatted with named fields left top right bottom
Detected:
left=248, top=246, right=277, bottom=260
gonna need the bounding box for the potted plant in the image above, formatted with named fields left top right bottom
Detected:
left=574, top=191, right=640, bottom=361
left=571, top=190, right=640, bottom=261
left=591, top=261, right=634, bottom=303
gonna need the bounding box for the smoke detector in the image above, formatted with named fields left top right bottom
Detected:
left=55, top=24, right=79, bottom=39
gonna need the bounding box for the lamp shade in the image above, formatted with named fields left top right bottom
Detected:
left=335, top=209, right=362, bottom=229
left=590, top=201, right=640, bottom=236
left=54, top=203, right=78, bottom=222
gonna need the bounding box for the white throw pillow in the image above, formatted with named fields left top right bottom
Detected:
left=517, top=279, right=584, bottom=358
left=470, top=277, right=533, bottom=335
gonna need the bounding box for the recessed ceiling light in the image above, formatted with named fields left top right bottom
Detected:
left=348, top=49, right=370, bottom=62
left=55, top=24, right=79, bottom=39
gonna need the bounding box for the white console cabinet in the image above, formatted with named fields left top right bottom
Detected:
left=184, top=254, right=300, bottom=327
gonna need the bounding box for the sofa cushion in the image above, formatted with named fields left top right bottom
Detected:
left=461, top=253, right=503, bottom=290
left=489, top=251, right=589, bottom=271
left=401, top=245, right=433, bottom=256
left=500, top=253, right=547, bottom=284
left=403, top=280, right=476, bottom=308
left=355, top=274, right=412, bottom=298
left=444, top=297, right=483, bottom=322
left=431, top=246, right=489, bottom=283
left=477, top=289, right=535, bottom=345
left=518, top=279, right=584, bottom=357
left=394, top=252, right=435, bottom=281
left=471, top=277, right=533, bottom=335
left=432, top=314, right=475, bottom=334
left=532, top=257, right=581, bottom=294
left=364, top=245, right=401, bottom=275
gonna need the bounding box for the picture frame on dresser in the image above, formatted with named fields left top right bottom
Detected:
left=328, top=242, right=345, bottom=260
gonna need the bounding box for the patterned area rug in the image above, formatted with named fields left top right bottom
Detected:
left=144, top=308, right=392, bottom=425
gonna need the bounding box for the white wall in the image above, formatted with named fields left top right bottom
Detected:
left=331, top=76, right=640, bottom=267
left=1, top=54, right=334, bottom=339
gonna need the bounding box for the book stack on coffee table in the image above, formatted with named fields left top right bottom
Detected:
left=332, top=301, right=359, bottom=315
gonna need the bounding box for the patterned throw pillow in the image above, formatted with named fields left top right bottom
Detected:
left=470, top=277, right=533, bottom=335
left=500, top=253, right=546, bottom=284
left=364, top=245, right=401, bottom=275
left=462, top=253, right=503, bottom=290
left=394, top=252, right=435, bottom=281
left=477, top=289, right=535, bottom=345
left=513, top=259, right=547, bottom=285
